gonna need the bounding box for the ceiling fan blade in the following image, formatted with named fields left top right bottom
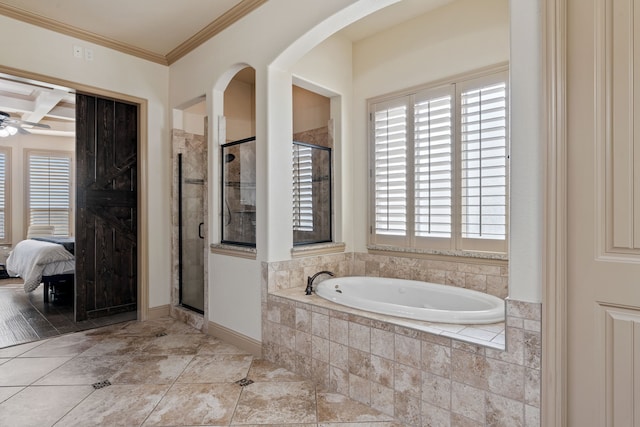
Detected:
left=17, top=127, right=31, bottom=135
left=5, top=117, right=51, bottom=129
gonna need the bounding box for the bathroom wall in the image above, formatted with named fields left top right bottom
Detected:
left=224, top=73, right=255, bottom=143
left=0, top=14, right=172, bottom=310
left=351, top=0, right=510, bottom=253
left=262, top=253, right=539, bottom=426
left=293, top=85, right=331, bottom=134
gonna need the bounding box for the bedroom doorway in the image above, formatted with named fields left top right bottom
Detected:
left=0, top=70, right=145, bottom=347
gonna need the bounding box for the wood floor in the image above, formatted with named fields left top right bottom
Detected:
left=0, top=278, right=136, bottom=348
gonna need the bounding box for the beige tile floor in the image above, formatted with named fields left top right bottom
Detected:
left=0, top=317, right=407, bottom=426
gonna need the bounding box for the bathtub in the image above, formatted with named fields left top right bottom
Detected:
left=315, top=276, right=505, bottom=324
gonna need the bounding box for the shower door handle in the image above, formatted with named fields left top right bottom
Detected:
left=198, top=223, right=204, bottom=239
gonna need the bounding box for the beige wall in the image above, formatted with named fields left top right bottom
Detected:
left=351, top=0, right=510, bottom=253
left=224, top=78, right=255, bottom=142
left=0, top=134, right=75, bottom=246
left=0, top=13, right=171, bottom=308
left=292, top=85, right=330, bottom=134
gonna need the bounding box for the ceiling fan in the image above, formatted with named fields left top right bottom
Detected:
left=0, top=111, right=50, bottom=137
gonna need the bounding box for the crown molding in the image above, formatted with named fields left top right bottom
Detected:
left=166, top=0, right=267, bottom=65
left=0, top=0, right=267, bottom=66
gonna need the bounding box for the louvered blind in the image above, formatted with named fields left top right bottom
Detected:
left=369, top=68, right=508, bottom=253
left=293, top=143, right=314, bottom=231
left=414, top=91, right=453, bottom=238
left=0, top=150, right=6, bottom=241
left=27, top=151, right=72, bottom=237
left=460, top=81, right=507, bottom=240
left=373, top=101, right=408, bottom=236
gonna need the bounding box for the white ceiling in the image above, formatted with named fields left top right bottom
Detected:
left=0, top=0, right=453, bottom=137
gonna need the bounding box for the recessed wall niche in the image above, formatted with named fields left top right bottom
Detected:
left=221, top=67, right=256, bottom=246
left=292, top=85, right=332, bottom=245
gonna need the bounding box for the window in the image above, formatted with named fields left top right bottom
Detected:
left=369, top=68, right=508, bottom=253
left=292, top=142, right=332, bottom=245
left=293, top=143, right=314, bottom=232
left=26, top=150, right=74, bottom=237
left=0, top=147, right=9, bottom=243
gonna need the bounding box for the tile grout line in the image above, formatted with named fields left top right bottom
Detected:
left=228, top=357, right=256, bottom=426
left=137, top=339, right=197, bottom=427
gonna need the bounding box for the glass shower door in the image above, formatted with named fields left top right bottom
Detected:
left=178, top=153, right=204, bottom=313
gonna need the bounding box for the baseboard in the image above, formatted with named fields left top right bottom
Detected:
left=146, top=304, right=170, bottom=320
left=207, top=321, right=262, bottom=357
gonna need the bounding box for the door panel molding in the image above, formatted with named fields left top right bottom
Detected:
left=600, top=0, right=640, bottom=258
left=599, top=303, right=640, bottom=426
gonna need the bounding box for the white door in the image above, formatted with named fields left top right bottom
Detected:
left=566, top=0, right=640, bottom=425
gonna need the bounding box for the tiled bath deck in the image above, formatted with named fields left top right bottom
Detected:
left=271, top=287, right=506, bottom=350
left=0, top=317, right=403, bottom=426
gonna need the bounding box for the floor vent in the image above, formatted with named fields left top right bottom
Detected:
left=92, top=380, right=111, bottom=390
left=235, top=378, right=254, bottom=387
left=155, top=332, right=167, bottom=337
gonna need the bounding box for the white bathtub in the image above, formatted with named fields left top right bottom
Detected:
left=315, top=276, right=505, bottom=324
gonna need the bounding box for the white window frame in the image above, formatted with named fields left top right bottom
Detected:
left=25, top=149, right=74, bottom=238
left=368, top=66, right=509, bottom=254
left=0, top=147, right=10, bottom=244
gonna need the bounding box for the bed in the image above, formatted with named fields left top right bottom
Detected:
left=6, top=238, right=75, bottom=302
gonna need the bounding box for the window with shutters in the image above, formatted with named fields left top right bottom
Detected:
left=369, top=68, right=508, bottom=254
left=25, top=150, right=74, bottom=237
left=293, top=143, right=314, bottom=232
left=292, top=141, right=332, bottom=245
left=0, top=147, right=9, bottom=244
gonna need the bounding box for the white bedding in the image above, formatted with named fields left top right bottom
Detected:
left=6, top=239, right=75, bottom=293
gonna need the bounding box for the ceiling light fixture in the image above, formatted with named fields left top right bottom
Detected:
left=0, top=125, right=18, bottom=137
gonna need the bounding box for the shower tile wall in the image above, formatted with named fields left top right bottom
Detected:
left=293, top=126, right=332, bottom=244
left=261, top=253, right=539, bottom=426
left=171, top=129, right=207, bottom=329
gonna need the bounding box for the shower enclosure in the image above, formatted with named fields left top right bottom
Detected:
left=177, top=152, right=205, bottom=313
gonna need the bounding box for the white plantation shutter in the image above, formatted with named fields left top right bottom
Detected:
left=414, top=88, right=453, bottom=239
left=0, top=149, right=7, bottom=243
left=372, top=99, right=408, bottom=237
left=293, top=143, right=314, bottom=231
left=27, top=151, right=73, bottom=237
left=369, top=67, right=508, bottom=253
left=460, top=78, right=508, bottom=243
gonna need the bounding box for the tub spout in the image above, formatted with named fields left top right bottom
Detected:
left=305, top=270, right=335, bottom=295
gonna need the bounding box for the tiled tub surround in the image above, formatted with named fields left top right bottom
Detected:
left=262, top=253, right=541, bottom=426
left=267, top=252, right=509, bottom=299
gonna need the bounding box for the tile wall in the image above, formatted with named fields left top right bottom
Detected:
left=261, top=253, right=540, bottom=426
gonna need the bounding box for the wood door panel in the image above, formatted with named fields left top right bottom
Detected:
left=566, top=0, right=640, bottom=424
left=75, top=94, right=138, bottom=321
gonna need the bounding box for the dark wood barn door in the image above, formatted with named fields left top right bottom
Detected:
left=75, top=94, right=138, bottom=321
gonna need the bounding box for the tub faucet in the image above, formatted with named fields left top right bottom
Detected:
left=305, top=270, right=335, bottom=295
